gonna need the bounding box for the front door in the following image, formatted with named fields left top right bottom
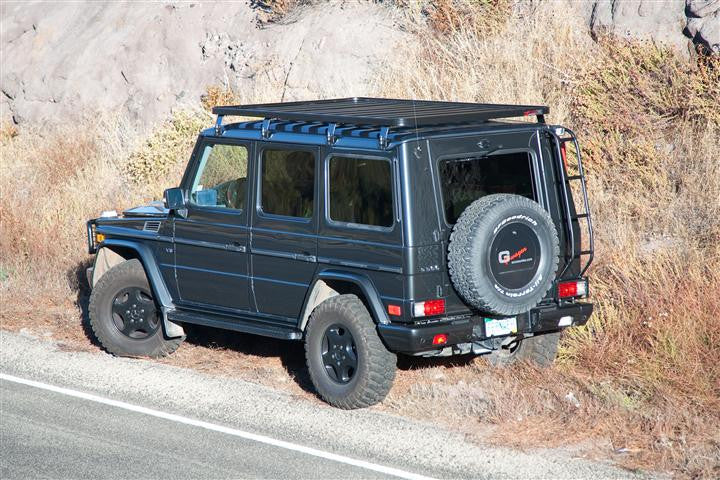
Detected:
left=173, top=138, right=252, bottom=313
left=250, top=145, right=319, bottom=321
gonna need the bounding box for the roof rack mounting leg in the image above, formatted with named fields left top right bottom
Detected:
left=378, top=126, right=390, bottom=149
left=215, top=115, right=224, bottom=136
left=261, top=118, right=273, bottom=139
left=326, top=123, right=337, bottom=145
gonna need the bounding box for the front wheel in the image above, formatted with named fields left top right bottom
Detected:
left=88, top=259, right=183, bottom=357
left=305, top=295, right=397, bottom=409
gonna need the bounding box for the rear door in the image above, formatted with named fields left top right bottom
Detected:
left=249, top=144, right=319, bottom=321
left=173, top=138, right=252, bottom=312
left=317, top=150, right=404, bottom=309
left=429, top=130, right=547, bottom=311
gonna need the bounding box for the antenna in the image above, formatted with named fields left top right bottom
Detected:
left=411, top=97, right=422, bottom=158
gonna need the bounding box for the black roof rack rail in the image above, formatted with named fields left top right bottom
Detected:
left=212, top=97, right=549, bottom=129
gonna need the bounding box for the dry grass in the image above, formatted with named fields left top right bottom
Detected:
left=1, top=1, right=719, bottom=477
left=377, top=1, right=720, bottom=476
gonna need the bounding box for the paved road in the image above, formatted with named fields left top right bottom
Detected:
left=0, top=331, right=648, bottom=479
left=0, top=379, right=397, bottom=479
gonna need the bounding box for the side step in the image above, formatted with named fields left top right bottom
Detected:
left=168, top=310, right=303, bottom=340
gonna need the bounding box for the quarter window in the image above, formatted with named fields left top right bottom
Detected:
left=328, top=156, right=393, bottom=228
left=261, top=149, right=315, bottom=218
left=190, top=143, right=248, bottom=210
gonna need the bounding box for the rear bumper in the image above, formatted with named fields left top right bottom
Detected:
left=377, top=302, right=593, bottom=354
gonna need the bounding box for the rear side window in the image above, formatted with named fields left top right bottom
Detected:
left=439, top=152, right=534, bottom=224
left=328, top=156, right=393, bottom=228
left=261, top=149, right=315, bottom=218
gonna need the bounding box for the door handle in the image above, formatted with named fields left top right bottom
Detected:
left=225, top=242, right=246, bottom=253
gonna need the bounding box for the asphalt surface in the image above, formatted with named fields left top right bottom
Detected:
left=0, top=379, right=395, bottom=479
left=0, top=331, right=650, bottom=479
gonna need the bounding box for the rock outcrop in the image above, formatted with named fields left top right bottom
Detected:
left=0, top=2, right=405, bottom=130
left=686, top=0, right=720, bottom=54
left=582, top=0, right=719, bottom=54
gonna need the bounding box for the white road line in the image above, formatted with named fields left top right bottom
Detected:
left=0, top=373, right=436, bottom=480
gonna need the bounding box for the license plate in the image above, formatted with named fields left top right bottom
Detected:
left=484, top=317, right=517, bottom=337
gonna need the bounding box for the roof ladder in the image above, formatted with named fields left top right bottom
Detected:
left=553, top=129, right=594, bottom=278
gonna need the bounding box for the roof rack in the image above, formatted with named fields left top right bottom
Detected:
left=212, top=97, right=549, bottom=148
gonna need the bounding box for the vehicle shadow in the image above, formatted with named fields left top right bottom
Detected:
left=180, top=324, right=315, bottom=393
left=70, top=259, right=104, bottom=349
left=396, top=352, right=476, bottom=371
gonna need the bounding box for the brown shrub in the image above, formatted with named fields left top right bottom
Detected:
left=421, top=0, right=513, bottom=37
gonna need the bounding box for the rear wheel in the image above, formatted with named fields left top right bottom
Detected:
left=305, top=295, right=396, bottom=409
left=487, top=332, right=560, bottom=367
left=88, top=259, right=183, bottom=357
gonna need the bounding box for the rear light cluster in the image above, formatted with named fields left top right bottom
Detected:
left=558, top=279, right=588, bottom=299
left=432, top=334, right=448, bottom=345
left=413, top=299, right=445, bottom=317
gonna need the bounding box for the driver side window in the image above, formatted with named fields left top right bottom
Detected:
left=190, top=143, right=248, bottom=211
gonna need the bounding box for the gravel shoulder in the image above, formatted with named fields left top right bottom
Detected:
left=0, top=330, right=648, bottom=479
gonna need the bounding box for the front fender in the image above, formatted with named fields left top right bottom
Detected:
left=94, top=240, right=184, bottom=339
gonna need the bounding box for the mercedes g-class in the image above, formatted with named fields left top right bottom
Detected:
left=86, top=98, right=594, bottom=409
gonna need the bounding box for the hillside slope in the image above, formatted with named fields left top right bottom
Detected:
left=1, top=1, right=404, bottom=129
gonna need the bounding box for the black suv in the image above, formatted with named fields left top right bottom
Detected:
left=86, top=98, right=594, bottom=409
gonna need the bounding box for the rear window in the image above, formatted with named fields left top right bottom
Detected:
left=439, top=152, right=534, bottom=224
left=328, top=156, right=393, bottom=228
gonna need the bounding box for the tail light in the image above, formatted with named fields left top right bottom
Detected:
left=413, top=299, right=445, bottom=317
left=558, top=280, right=588, bottom=299
left=432, top=334, right=448, bottom=345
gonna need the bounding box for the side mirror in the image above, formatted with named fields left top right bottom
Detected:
left=163, top=188, right=187, bottom=218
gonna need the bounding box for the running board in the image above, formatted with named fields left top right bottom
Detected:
left=168, top=310, right=302, bottom=340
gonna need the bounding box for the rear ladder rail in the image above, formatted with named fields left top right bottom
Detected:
left=551, top=129, right=594, bottom=278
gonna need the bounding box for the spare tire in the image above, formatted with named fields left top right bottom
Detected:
left=448, top=194, right=559, bottom=316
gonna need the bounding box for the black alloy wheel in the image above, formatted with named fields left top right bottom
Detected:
left=321, top=324, right=358, bottom=384
left=304, top=294, right=397, bottom=409
left=111, top=286, right=160, bottom=339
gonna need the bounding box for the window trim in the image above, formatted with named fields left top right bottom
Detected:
left=185, top=138, right=251, bottom=216
left=256, top=144, right=317, bottom=223
left=324, top=153, right=396, bottom=232
left=436, top=148, right=539, bottom=227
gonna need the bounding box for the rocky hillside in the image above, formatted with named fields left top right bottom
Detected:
left=0, top=1, right=405, bottom=130
left=1, top=0, right=717, bottom=131
left=583, top=0, right=718, bottom=54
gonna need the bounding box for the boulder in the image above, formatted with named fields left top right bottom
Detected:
left=686, top=0, right=720, bottom=54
